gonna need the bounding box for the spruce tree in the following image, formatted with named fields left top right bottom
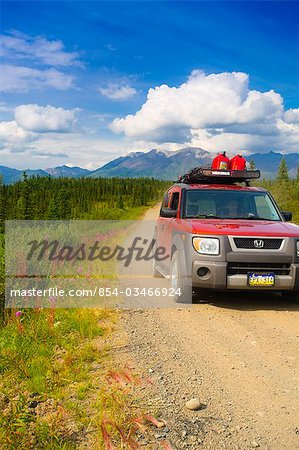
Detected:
left=277, top=157, right=289, bottom=183
left=57, top=188, right=71, bottom=220
left=117, top=195, right=125, bottom=210
left=16, top=196, right=25, bottom=220
left=46, top=197, right=59, bottom=220
left=16, top=173, right=31, bottom=219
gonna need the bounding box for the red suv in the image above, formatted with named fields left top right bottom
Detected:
left=153, top=168, right=299, bottom=303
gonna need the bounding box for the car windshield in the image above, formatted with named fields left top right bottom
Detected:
left=184, top=189, right=281, bottom=221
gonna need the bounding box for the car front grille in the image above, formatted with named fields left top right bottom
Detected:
left=233, top=237, right=283, bottom=250
left=227, top=262, right=291, bottom=276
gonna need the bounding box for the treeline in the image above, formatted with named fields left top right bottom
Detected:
left=0, top=174, right=170, bottom=227
left=257, top=158, right=299, bottom=223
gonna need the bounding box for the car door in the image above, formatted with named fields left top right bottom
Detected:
left=157, top=188, right=181, bottom=270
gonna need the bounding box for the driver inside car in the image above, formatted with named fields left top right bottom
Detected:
left=218, top=199, right=245, bottom=218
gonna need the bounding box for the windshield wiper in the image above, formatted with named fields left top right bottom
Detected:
left=244, top=216, right=278, bottom=222
left=219, top=216, right=277, bottom=222
left=189, top=214, right=222, bottom=219
left=188, top=214, right=279, bottom=221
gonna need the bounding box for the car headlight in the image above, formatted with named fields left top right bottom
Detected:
left=296, top=240, right=299, bottom=257
left=192, top=237, right=220, bottom=255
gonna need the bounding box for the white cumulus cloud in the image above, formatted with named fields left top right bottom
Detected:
left=15, top=104, right=78, bottom=132
left=111, top=71, right=284, bottom=141
left=0, top=30, right=82, bottom=67
left=110, top=70, right=299, bottom=153
left=0, top=65, right=74, bottom=93
left=99, top=83, right=137, bottom=100
left=284, top=108, right=299, bottom=124
left=0, top=30, right=82, bottom=93
left=0, top=121, right=35, bottom=151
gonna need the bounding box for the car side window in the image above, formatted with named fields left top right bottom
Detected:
left=170, top=192, right=180, bottom=211
left=162, top=193, right=170, bottom=208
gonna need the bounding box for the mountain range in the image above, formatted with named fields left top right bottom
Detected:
left=1, top=147, right=298, bottom=184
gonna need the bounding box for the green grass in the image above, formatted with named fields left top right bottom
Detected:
left=80, top=202, right=159, bottom=220
left=0, top=308, right=116, bottom=449
left=0, top=234, right=4, bottom=322
left=0, top=307, right=162, bottom=449
left=0, top=200, right=164, bottom=449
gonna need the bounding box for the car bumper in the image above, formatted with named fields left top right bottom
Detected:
left=192, top=260, right=299, bottom=291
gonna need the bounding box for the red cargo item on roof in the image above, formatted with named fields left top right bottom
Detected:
left=211, top=152, right=230, bottom=170
left=230, top=154, right=247, bottom=170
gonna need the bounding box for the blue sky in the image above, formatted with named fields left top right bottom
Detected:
left=1, top=1, right=299, bottom=169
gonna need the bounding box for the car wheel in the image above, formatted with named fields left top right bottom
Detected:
left=281, top=291, right=299, bottom=302
left=170, top=250, right=191, bottom=303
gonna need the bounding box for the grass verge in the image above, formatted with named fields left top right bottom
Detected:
left=0, top=202, right=169, bottom=449
left=0, top=308, right=170, bottom=449
left=0, top=308, right=116, bottom=449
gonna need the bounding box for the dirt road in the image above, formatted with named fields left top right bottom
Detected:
left=119, top=207, right=299, bottom=449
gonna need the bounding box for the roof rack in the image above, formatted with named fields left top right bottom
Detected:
left=177, top=167, right=260, bottom=185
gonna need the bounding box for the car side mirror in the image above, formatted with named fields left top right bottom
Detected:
left=160, top=208, right=177, bottom=218
left=282, top=211, right=292, bottom=221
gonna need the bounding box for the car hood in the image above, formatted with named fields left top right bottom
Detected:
left=187, top=218, right=299, bottom=237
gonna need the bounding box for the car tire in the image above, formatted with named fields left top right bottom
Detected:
left=281, top=291, right=299, bottom=302
left=192, top=287, right=211, bottom=303
left=170, top=250, right=192, bottom=303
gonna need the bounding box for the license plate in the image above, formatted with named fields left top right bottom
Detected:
left=248, top=272, right=275, bottom=286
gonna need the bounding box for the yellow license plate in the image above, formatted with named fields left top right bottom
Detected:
left=248, top=272, right=275, bottom=286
